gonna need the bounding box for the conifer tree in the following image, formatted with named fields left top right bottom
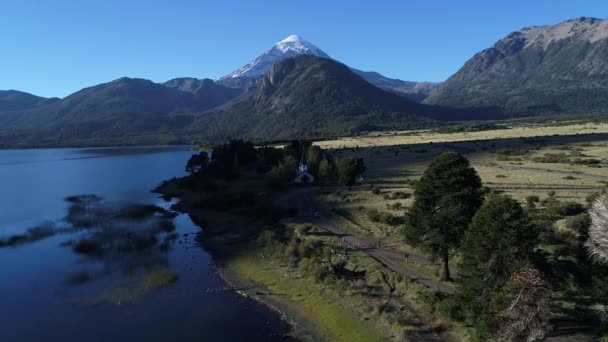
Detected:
left=406, top=152, right=484, bottom=280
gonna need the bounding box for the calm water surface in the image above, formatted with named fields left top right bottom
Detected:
left=0, top=146, right=291, bottom=342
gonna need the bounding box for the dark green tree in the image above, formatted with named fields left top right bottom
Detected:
left=458, top=195, right=538, bottom=337
left=405, top=152, right=483, bottom=281
left=305, top=145, right=323, bottom=177
left=318, top=157, right=336, bottom=187
left=336, top=157, right=365, bottom=188
left=265, top=156, right=298, bottom=191
left=185, top=152, right=209, bottom=173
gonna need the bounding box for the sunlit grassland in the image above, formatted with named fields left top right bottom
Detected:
left=324, top=132, right=608, bottom=204
left=314, top=122, right=608, bottom=150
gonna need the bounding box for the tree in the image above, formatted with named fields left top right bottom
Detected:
left=587, top=194, right=608, bottom=264
left=526, top=195, right=540, bottom=209
left=497, top=268, right=551, bottom=342
left=318, top=157, right=335, bottom=187
left=405, top=152, right=484, bottom=281
left=265, top=156, right=298, bottom=191
left=458, top=195, right=538, bottom=336
left=336, top=157, right=365, bottom=188
left=305, top=145, right=323, bottom=177
left=185, top=152, right=209, bottom=173
left=585, top=194, right=608, bottom=324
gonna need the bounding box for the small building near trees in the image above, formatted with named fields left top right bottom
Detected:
left=294, top=158, right=315, bottom=184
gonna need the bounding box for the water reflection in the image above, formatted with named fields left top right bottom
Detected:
left=0, top=147, right=292, bottom=342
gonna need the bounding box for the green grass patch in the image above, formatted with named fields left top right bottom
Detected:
left=229, top=253, right=387, bottom=342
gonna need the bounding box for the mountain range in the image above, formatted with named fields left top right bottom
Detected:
left=426, top=17, right=608, bottom=114
left=1, top=17, right=608, bottom=147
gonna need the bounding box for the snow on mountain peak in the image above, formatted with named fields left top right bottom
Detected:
left=278, top=35, right=305, bottom=44
left=274, top=34, right=321, bottom=54
left=218, top=35, right=330, bottom=80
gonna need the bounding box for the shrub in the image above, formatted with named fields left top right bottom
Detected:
left=526, top=195, right=540, bottom=208
left=366, top=209, right=405, bottom=225
left=390, top=191, right=410, bottom=199
left=554, top=201, right=586, bottom=217
left=532, top=153, right=571, bottom=163
left=386, top=202, right=403, bottom=210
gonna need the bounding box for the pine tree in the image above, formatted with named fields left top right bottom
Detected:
left=318, top=157, right=334, bottom=187
left=458, top=195, right=538, bottom=336
left=406, top=152, right=483, bottom=281
left=336, top=157, right=365, bottom=188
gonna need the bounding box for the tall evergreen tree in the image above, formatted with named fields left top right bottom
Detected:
left=458, top=195, right=539, bottom=336
left=336, top=157, right=365, bottom=188
left=305, top=145, right=323, bottom=177
left=318, top=157, right=335, bottom=187
left=406, top=152, right=483, bottom=281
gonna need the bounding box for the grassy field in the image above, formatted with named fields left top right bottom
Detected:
left=323, top=132, right=607, bottom=204
left=314, top=121, right=608, bottom=150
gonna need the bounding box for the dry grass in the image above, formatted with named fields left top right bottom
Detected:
left=314, top=122, right=608, bottom=150
left=323, top=133, right=607, bottom=204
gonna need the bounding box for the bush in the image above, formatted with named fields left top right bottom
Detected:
left=366, top=209, right=405, bottom=225
left=257, top=230, right=279, bottom=256
left=553, top=201, right=586, bottom=217
left=390, top=191, right=410, bottom=199
left=532, top=153, right=571, bottom=163
left=386, top=202, right=403, bottom=210
left=436, top=296, right=465, bottom=321
left=526, top=195, right=540, bottom=208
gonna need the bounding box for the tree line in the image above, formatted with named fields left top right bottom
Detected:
left=185, top=139, right=365, bottom=191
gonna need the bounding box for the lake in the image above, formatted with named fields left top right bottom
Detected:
left=0, top=146, right=291, bottom=341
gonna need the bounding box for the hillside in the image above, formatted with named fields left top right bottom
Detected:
left=188, top=55, right=484, bottom=142
left=352, top=70, right=440, bottom=102
left=0, top=78, right=241, bottom=146
left=0, top=90, right=59, bottom=113
left=425, top=17, right=608, bottom=114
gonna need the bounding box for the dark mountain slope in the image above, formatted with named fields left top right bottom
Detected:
left=0, top=90, right=59, bottom=112
left=0, top=77, right=242, bottom=146
left=188, top=55, right=487, bottom=142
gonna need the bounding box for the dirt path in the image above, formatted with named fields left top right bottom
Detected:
left=279, top=188, right=455, bottom=294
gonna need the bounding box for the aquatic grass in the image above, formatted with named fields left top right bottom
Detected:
left=67, top=271, right=91, bottom=286
left=84, top=266, right=179, bottom=306
left=0, top=222, right=57, bottom=247
left=141, top=267, right=179, bottom=291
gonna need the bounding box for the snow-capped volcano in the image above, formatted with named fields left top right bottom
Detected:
left=219, top=35, right=331, bottom=80
left=217, top=34, right=438, bottom=102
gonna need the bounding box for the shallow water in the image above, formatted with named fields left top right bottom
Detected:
left=0, top=146, right=291, bottom=342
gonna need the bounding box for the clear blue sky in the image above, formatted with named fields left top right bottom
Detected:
left=2, top=0, right=607, bottom=98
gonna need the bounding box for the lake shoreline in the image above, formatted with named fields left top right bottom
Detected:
left=216, top=258, right=324, bottom=342
left=183, top=207, right=326, bottom=341
left=154, top=181, right=330, bottom=341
